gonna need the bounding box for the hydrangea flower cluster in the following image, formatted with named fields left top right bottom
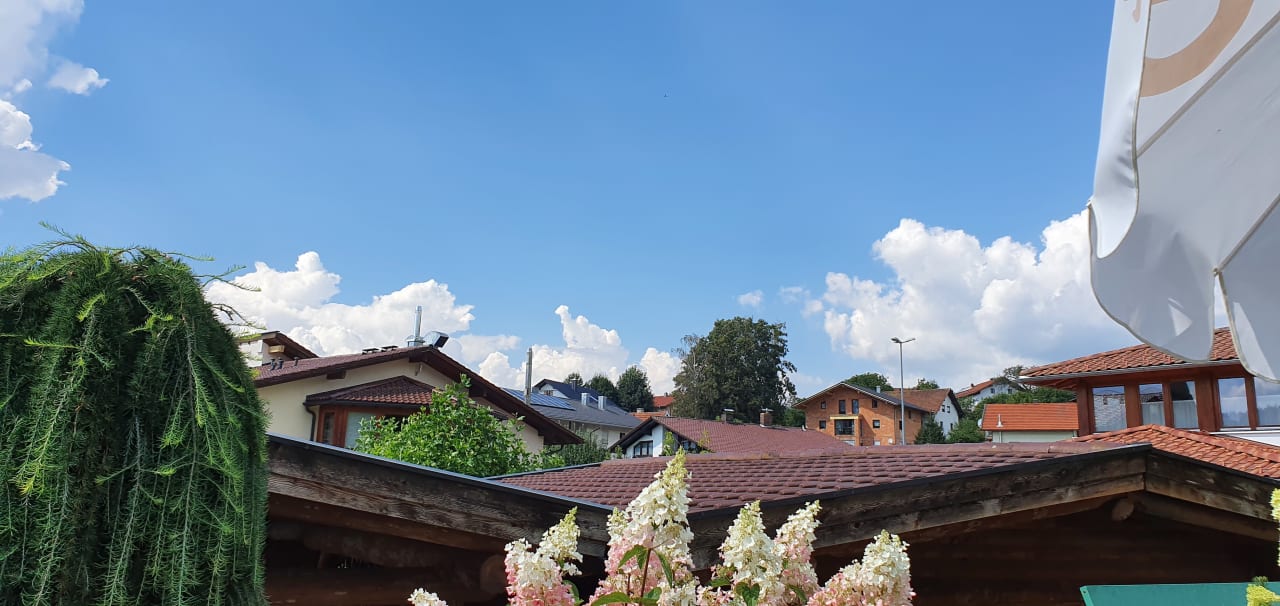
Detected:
left=808, top=531, right=914, bottom=606
left=590, top=450, right=699, bottom=606
left=504, top=507, right=584, bottom=606
left=408, top=453, right=913, bottom=606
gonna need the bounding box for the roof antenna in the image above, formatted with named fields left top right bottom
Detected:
left=407, top=306, right=425, bottom=348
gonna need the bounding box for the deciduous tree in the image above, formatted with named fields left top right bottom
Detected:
left=563, top=372, right=585, bottom=388
left=616, top=366, right=655, bottom=412
left=846, top=372, right=894, bottom=392
left=587, top=373, right=621, bottom=403
left=671, top=317, right=797, bottom=421
left=355, top=378, right=545, bottom=477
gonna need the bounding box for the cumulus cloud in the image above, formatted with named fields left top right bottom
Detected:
left=207, top=252, right=680, bottom=393
left=814, top=211, right=1132, bottom=389
left=205, top=251, right=477, bottom=356
left=736, top=290, right=764, bottom=308
left=0, top=99, right=68, bottom=201
left=780, top=286, right=823, bottom=317
left=47, top=60, right=107, bottom=95
left=0, top=0, right=99, bottom=202
left=478, top=305, right=680, bottom=394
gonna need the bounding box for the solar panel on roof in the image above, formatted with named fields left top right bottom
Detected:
left=503, top=388, right=574, bottom=410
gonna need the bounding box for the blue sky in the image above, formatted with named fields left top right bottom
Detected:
left=1, top=1, right=1138, bottom=394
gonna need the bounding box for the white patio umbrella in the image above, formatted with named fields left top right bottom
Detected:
left=1090, top=0, right=1280, bottom=380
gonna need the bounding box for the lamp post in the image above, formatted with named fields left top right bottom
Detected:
left=891, top=337, right=915, bottom=445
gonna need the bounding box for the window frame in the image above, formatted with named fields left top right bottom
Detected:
left=633, top=440, right=653, bottom=457
left=872, top=419, right=881, bottom=429
left=311, top=403, right=422, bottom=448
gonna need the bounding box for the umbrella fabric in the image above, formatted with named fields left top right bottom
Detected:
left=1090, top=0, right=1280, bottom=380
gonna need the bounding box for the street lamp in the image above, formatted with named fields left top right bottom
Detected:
left=891, top=337, right=915, bottom=445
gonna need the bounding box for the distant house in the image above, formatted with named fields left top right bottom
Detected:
left=503, top=387, right=639, bottom=447
left=613, top=415, right=852, bottom=458
left=794, top=382, right=960, bottom=445
left=534, top=378, right=603, bottom=402
left=653, top=395, right=674, bottom=410
left=1021, top=327, right=1280, bottom=445
left=981, top=402, right=1079, bottom=442
left=246, top=332, right=579, bottom=451
left=955, top=378, right=1022, bottom=404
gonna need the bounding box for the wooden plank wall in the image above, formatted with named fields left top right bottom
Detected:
left=817, top=508, right=1278, bottom=606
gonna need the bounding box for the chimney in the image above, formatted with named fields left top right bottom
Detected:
left=635, top=408, right=643, bottom=414
left=996, top=414, right=1004, bottom=428
left=876, top=385, right=882, bottom=393
left=598, top=395, right=607, bottom=411
left=581, top=392, right=590, bottom=407
left=760, top=411, right=773, bottom=426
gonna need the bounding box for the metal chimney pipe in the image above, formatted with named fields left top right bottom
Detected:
left=524, top=347, right=533, bottom=407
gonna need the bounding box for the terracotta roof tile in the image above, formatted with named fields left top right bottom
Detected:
left=498, top=443, right=1119, bottom=512
left=254, top=346, right=423, bottom=386
left=882, top=388, right=954, bottom=414
left=653, top=396, right=674, bottom=409
left=1023, top=328, right=1238, bottom=379
left=304, top=376, right=435, bottom=407
left=980, top=403, right=1078, bottom=432
left=1074, top=424, right=1280, bottom=478
left=955, top=379, right=995, bottom=399
left=644, top=417, right=854, bottom=455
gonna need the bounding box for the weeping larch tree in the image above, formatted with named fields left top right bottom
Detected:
left=0, top=234, right=268, bottom=605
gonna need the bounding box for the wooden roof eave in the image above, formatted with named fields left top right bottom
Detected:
left=267, top=433, right=612, bottom=557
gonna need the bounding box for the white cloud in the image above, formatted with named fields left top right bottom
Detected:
left=0, top=0, right=96, bottom=202
left=737, top=290, right=764, bottom=308
left=814, top=211, right=1132, bottom=389
left=47, top=60, right=107, bottom=95
left=477, top=306, right=679, bottom=394
left=0, top=99, right=68, bottom=201
left=205, top=251, right=476, bottom=356
left=780, top=286, right=824, bottom=317
left=789, top=371, right=831, bottom=397
left=206, top=252, right=681, bottom=393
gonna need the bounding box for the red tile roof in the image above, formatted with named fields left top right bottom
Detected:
left=304, top=376, right=436, bottom=407
left=955, top=379, right=995, bottom=399
left=1023, top=328, right=1239, bottom=380
left=883, top=388, right=955, bottom=414
left=981, top=403, right=1078, bottom=432
left=1074, top=424, right=1280, bottom=478
left=498, top=443, right=1119, bottom=512
left=796, top=383, right=934, bottom=414
left=653, top=396, right=674, bottom=409
left=254, top=346, right=424, bottom=386
left=632, top=411, right=668, bottom=422
left=636, top=417, right=855, bottom=455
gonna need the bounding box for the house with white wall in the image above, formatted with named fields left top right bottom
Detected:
left=503, top=387, right=639, bottom=447
left=245, top=331, right=579, bottom=452
left=980, top=402, right=1079, bottom=443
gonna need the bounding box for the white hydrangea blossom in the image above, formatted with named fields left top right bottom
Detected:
left=708, top=501, right=785, bottom=605
left=773, top=501, right=821, bottom=605
left=407, top=588, right=447, bottom=606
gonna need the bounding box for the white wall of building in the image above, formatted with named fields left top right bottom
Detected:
left=987, top=429, right=1077, bottom=443
left=622, top=425, right=666, bottom=458
left=258, top=359, right=544, bottom=452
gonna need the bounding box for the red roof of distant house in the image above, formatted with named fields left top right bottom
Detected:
left=632, top=411, right=668, bottom=422
left=1023, top=328, right=1239, bottom=380
left=955, top=379, right=995, bottom=399
left=620, top=417, right=854, bottom=456
left=498, top=442, right=1120, bottom=512
left=1074, top=424, right=1280, bottom=478
left=980, top=403, right=1078, bottom=432
left=304, top=376, right=436, bottom=408
left=882, top=388, right=955, bottom=414
left=653, top=396, right=674, bottom=409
